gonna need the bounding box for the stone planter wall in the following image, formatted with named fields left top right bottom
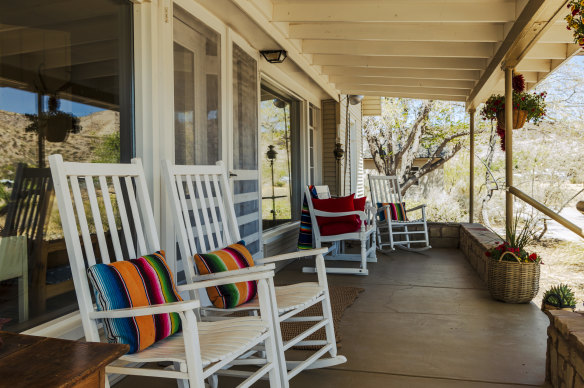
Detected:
left=545, top=310, right=584, bottom=388
left=459, top=223, right=502, bottom=284
left=406, top=222, right=461, bottom=248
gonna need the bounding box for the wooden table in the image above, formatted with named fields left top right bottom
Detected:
left=0, top=331, right=128, bottom=387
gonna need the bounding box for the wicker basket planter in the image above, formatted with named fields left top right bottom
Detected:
left=487, top=252, right=540, bottom=304
left=496, top=109, right=528, bottom=130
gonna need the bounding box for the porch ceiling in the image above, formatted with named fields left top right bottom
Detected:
left=237, top=0, right=579, bottom=107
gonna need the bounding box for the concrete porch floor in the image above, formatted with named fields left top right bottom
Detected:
left=117, top=248, right=551, bottom=387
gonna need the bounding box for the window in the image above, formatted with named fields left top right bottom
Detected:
left=173, top=6, right=221, bottom=165
left=260, top=84, right=300, bottom=230
left=0, top=0, right=134, bottom=331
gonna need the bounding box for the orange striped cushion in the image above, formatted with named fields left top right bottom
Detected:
left=194, top=241, right=256, bottom=309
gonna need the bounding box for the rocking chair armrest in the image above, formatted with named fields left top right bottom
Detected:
left=89, top=300, right=201, bottom=319
left=406, top=204, right=426, bottom=212
left=256, top=247, right=329, bottom=264
left=189, top=264, right=276, bottom=282
left=176, top=269, right=275, bottom=292
left=313, top=209, right=367, bottom=220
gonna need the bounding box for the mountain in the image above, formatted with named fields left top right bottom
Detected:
left=0, top=109, right=119, bottom=177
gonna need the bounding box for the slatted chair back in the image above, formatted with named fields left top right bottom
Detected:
left=48, top=154, right=159, bottom=342
left=163, top=161, right=240, bottom=284
left=2, top=164, right=53, bottom=242
left=368, top=175, right=404, bottom=205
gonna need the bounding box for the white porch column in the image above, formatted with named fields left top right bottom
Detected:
left=505, top=67, right=514, bottom=235
left=469, top=108, right=475, bottom=223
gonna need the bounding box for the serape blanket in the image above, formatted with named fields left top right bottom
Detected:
left=297, top=185, right=318, bottom=250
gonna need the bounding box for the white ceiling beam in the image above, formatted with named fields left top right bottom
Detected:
left=288, top=22, right=505, bottom=43
left=302, top=40, right=495, bottom=58
left=339, top=90, right=467, bottom=102
left=516, top=58, right=552, bottom=72
left=273, top=2, right=516, bottom=23
left=524, top=43, right=571, bottom=59
left=539, top=24, right=577, bottom=43
left=339, top=84, right=469, bottom=97
left=322, top=66, right=481, bottom=81
left=330, top=76, right=475, bottom=89
left=313, top=55, right=487, bottom=70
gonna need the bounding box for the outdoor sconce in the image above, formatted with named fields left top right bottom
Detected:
left=266, top=145, right=278, bottom=161
left=260, top=50, right=288, bottom=64
left=348, top=95, right=364, bottom=105
left=333, top=143, right=345, bottom=161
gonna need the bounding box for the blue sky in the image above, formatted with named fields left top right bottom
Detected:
left=0, top=87, right=104, bottom=116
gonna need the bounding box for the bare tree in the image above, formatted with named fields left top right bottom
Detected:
left=363, top=98, right=469, bottom=195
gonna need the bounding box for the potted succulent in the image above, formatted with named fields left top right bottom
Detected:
left=485, top=215, right=542, bottom=303
left=542, top=284, right=577, bottom=312
left=480, top=73, right=547, bottom=151
left=25, top=95, right=81, bottom=143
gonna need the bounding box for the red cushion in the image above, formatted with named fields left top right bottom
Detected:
left=320, top=220, right=361, bottom=236
left=312, top=194, right=355, bottom=229
left=353, top=197, right=367, bottom=212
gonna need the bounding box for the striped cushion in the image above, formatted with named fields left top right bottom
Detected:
left=194, top=241, right=257, bottom=309
left=87, top=251, right=182, bottom=354
left=377, top=202, right=408, bottom=222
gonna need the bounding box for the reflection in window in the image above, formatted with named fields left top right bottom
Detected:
left=173, top=6, right=221, bottom=165
left=261, top=86, right=298, bottom=230
left=0, top=0, right=133, bottom=332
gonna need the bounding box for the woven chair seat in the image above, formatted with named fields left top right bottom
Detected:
left=120, top=316, right=268, bottom=367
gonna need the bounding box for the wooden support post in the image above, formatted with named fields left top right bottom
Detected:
left=505, top=67, right=514, bottom=237
left=469, top=108, right=475, bottom=223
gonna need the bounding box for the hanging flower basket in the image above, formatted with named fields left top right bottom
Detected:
left=24, top=96, right=81, bottom=143
left=42, top=113, right=75, bottom=142
left=496, top=109, right=528, bottom=130
left=487, top=251, right=540, bottom=304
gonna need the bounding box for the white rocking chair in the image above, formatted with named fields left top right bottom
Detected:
left=49, top=154, right=283, bottom=388
left=368, top=175, right=431, bottom=251
left=163, top=161, right=347, bottom=388
left=302, top=186, right=377, bottom=276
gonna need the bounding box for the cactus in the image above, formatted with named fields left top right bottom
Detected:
left=542, top=284, right=577, bottom=309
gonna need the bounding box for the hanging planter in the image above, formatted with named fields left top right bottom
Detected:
left=566, top=1, right=584, bottom=47
left=480, top=73, right=547, bottom=151
left=496, top=109, right=528, bottom=130
left=25, top=96, right=81, bottom=143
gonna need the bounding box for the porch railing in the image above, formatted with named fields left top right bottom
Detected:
left=508, top=186, right=584, bottom=239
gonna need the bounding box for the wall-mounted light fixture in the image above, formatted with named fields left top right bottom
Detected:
left=333, top=142, right=345, bottom=161
left=260, top=50, right=288, bottom=64
left=348, top=94, right=364, bottom=105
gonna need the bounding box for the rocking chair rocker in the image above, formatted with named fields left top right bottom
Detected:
left=301, top=185, right=377, bottom=276
left=49, top=154, right=283, bottom=388
left=163, top=161, right=347, bottom=388
left=368, top=175, right=431, bottom=252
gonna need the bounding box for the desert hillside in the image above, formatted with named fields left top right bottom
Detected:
left=0, top=109, right=119, bottom=177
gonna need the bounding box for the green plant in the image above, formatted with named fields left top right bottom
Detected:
left=566, top=1, right=584, bottom=47
left=480, top=73, right=547, bottom=151
left=485, top=212, right=542, bottom=263
left=543, top=284, right=577, bottom=309
left=480, top=91, right=547, bottom=125
left=94, top=132, right=121, bottom=163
